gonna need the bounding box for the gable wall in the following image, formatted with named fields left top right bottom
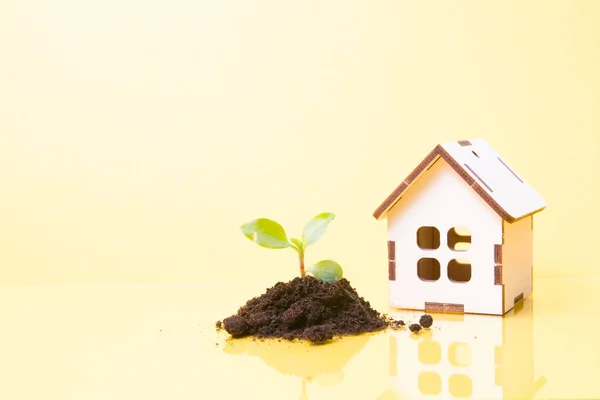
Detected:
left=386, top=158, right=503, bottom=314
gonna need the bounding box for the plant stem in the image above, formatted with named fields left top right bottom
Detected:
left=299, top=251, right=306, bottom=278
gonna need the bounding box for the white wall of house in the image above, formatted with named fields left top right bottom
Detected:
left=386, top=158, right=504, bottom=315
left=502, top=216, right=533, bottom=313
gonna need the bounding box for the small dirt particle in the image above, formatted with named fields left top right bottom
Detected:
left=419, top=314, right=433, bottom=328
left=215, top=321, right=222, bottom=329
left=409, top=324, right=422, bottom=333
left=388, top=318, right=405, bottom=330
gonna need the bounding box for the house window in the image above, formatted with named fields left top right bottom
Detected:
left=418, top=258, right=440, bottom=281
left=417, top=226, right=440, bottom=250
left=448, top=227, right=471, bottom=251
left=448, top=259, right=471, bottom=282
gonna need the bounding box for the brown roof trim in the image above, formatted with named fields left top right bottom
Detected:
left=372, top=144, right=545, bottom=222
left=472, top=182, right=512, bottom=221
left=436, top=145, right=475, bottom=186
left=372, top=147, right=438, bottom=220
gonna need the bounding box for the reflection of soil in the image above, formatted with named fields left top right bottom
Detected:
left=223, top=333, right=378, bottom=399
left=375, top=389, right=403, bottom=400
left=223, top=333, right=374, bottom=380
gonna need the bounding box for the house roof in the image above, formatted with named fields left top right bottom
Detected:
left=373, top=138, right=547, bottom=223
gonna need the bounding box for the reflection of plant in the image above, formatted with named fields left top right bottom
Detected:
left=240, top=212, right=343, bottom=282
left=223, top=333, right=372, bottom=393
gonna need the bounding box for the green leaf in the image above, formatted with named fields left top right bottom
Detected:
left=307, top=260, right=343, bottom=282
left=289, top=237, right=304, bottom=253
left=302, top=212, right=336, bottom=247
left=240, top=218, right=292, bottom=249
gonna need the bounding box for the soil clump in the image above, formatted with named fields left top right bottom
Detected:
left=217, top=276, right=423, bottom=343
left=419, top=314, right=433, bottom=328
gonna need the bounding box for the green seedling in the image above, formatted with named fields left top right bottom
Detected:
left=240, top=212, right=343, bottom=282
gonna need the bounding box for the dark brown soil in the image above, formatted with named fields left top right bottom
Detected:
left=217, top=276, right=407, bottom=343
left=409, top=323, right=422, bottom=333
left=419, top=314, right=433, bottom=328
left=388, top=319, right=405, bottom=330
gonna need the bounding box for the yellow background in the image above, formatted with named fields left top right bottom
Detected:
left=1, top=0, right=599, bottom=289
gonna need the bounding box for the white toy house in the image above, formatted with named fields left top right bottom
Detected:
left=373, top=139, right=546, bottom=315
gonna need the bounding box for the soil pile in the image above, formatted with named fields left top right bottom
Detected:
left=217, top=276, right=414, bottom=343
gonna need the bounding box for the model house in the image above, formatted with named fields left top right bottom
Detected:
left=373, top=139, right=546, bottom=315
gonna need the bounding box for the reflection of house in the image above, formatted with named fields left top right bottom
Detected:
left=388, top=299, right=545, bottom=399
left=373, top=139, right=546, bottom=315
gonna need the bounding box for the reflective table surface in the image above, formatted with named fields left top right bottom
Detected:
left=0, top=277, right=598, bottom=399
